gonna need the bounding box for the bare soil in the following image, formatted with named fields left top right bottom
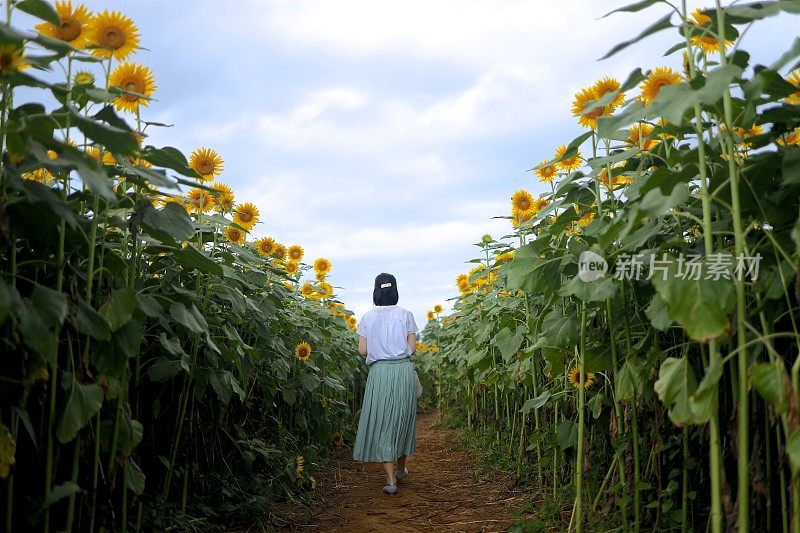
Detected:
left=277, top=412, right=534, bottom=532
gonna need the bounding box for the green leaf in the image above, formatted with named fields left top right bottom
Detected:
left=140, top=145, right=198, bottom=177
left=0, top=279, right=15, bottom=326
left=602, top=0, right=665, bottom=17
left=148, top=356, right=184, bottom=382
left=520, top=391, right=550, bottom=413
left=493, top=326, right=525, bottom=360
left=57, top=382, right=104, bottom=443
left=18, top=302, right=58, bottom=364
left=142, top=202, right=194, bottom=243
left=125, top=459, right=146, bottom=495
left=616, top=358, right=647, bottom=401
left=171, top=246, right=223, bottom=276
left=31, top=283, right=67, bottom=327
left=654, top=357, right=698, bottom=426
left=556, top=420, right=578, bottom=450
left=301, top=372, right=321, bottom=392
left=787, top=428, right=800, bottom=473
left=73, top=299, right=110, bottom=341
left=168, top=302, right=206, bottom=333
left=645, top=293, right=671, bottom=331
left=689, top=358, right=722, bottom=423
left=600, top=13, right=673, bottom=60
left=59, top=105, right=136, bottom=156
left=561, top=275, right=618, bottom=302
left=16, top=0, right=60, bottom=25
left=751, top=362, right=788, bottom=414
left=98, top=286, right=137, bottom=332
left=651, top=261, right=735, bottom=341
left=42, top=482, right=81, bottom=509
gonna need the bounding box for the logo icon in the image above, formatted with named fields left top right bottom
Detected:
left=578, top=250, right=608, bottom=282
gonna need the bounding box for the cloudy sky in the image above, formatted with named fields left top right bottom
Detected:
left=18, top=1, right=799, bottom=328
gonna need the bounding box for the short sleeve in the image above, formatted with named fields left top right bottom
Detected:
left=356, top=313, right=368, bottom=337
left=406, top=311, right=419, bottom=336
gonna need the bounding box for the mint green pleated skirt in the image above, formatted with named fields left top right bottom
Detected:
left=352, top=358, right=417, bottom=462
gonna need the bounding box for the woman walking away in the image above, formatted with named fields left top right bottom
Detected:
left=353, top=273, right=419, bottom=495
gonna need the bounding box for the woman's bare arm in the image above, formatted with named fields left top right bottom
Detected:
left=407, top=333, right=416, bottom=354
left=358, top=335, right=367, bottom=356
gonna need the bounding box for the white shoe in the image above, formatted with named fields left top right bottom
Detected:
left=383, top=482, right=397, bottom=494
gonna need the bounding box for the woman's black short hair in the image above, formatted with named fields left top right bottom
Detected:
left=373, top=273, right=399, bottom=306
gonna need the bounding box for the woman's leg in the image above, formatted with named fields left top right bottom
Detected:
left=382, top=461, right=396, bottom=484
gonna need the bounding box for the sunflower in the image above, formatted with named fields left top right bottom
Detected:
left=567, top=365, right=596, bottom=390
left=734, top=124, right=763, bottom=150
left=416, top=342, right=427, bottom=352
left=300, top=282, right=315, bottom=297
left=210, top=182, right=234, bottom=212
left=554, top=145, right=582, bottom=172
left=627, top=123, right=659, bottom=151
left=511, top=189, right=534, bottom=212
left=84, top=146, right=101, bottom=162
left=294, top=342, right=312, bottom=363
left=777, top=127, right=800, bottom=147
left=313, top=257, right=332, bottom=276
left=571, top=86, right=605, bottom=129
left=255, top=236, right=277, bottom=257
left=224, top=226, right=245, bottom=245
left=285, top=261, right=299, bottom=275
left=511, top=206, right=534, bottom=228
left=309, top=476, right=317, bottom=490
left=295, top=455, right=305, bottom=475
left=433, top=304, right=443, bottom=314
left=287, top=244, right=304, bottom=261
left=598, top=167, right=632, bottom=190
left=273, top=243, right=287, bottom=260
left=691, top=8, right=712, bottom=25
left=108, top=62, right=156, bottom=113
left=578, top=211, right=597, bottom=228
left=102, top=151, right=117, bottom=166
left=22, top=167, right=54, bottom=184
left=785, top=70, right=800, bottom=105
left=318, top=282, right=333, bottom=298
left=495, top=250, right=515, bottom=263
left=347, top=316, right=358, bottom=330
left=532, top=197, right=550, bottom=213
left=333, top=432, right=344, bottom=446
left=639, top=67, right=682, bottom=106
left=427, top=310, right=435, bottom=321
left=535, top=160, right=557, bottom=183
left=74, top=70, right=95, bottom=85
left=189, top=148, right=224, bottom=182
left=88, top=10, right=139, bottom=60
left=35, top=1, right=93, bottom=49
left=232, top=202, right=259, bottom=230
left=593, top=77, right=625, bottom=111
left=0, top=44, right=27, bottom=75
left=186, top=187, right=213, bottom=213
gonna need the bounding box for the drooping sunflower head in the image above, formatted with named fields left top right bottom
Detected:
left=567, top=365, right=596, bottom=390
left=317, top=282, right=334, bottom=299
left=287, top=244, right=304, bottom=261
left=186, top=187, right=213, bottom=213
left=785, top=70, right=800, bottom=105
left=627, top=123, right=658, bottom=151
left=433, top=304, right=443, bottom=314
left=89, top=10, right=140, bottom=60
left=35, top=1, right=93, bottom=48
left=295, top=342, right=312, bottom=363
left=232, top=202, right=259, bottom=230
left=691, top=8, right=712, bottom=25
left=209, top=182, right=234, bottom=212
left=571, top=86, right=604, bottom=129
left=427, top=310, right=435, bottom=321
left=313, top=257, right=332, bottom=276
left=592, top=76, right=625, bottom=111
left=300, top=282, right=315, bottom=297
left=554, top=144, right=582, bottom=172
left=535, top=160, right=557, bottom=183
left=273, top=243, right=287, bottom=261
left=639, top=67, right=683, bottom=106
left=74, top=70, right=95, bottom=85
left=224, top=225, right=245, bottom=245
left=108, top=62, right=156, bottom=114
left=255, top=236, right=277, bottom=257
left=0, top=44, right=28, bottom=75
left=189, top=148, right=224, bottom=182
left=285, top=261, right=299, bottom=275
left=511, top=189, right=533, bottom=213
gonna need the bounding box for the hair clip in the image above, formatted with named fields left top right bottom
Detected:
left=380, top=282, right=392, bottom=288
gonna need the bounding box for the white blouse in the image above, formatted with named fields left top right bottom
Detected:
left=357, top=305, right=419, bottom=365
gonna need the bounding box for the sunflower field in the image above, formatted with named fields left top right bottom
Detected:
left=418, top=1, right=800, bottom=532
left=0, top=1, right=366, bottom=530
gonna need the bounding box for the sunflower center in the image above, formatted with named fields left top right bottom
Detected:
left=585, top=106, right=604, bottom=120
left=518, top=199, right=531, bottom=210
left=196, top=158, right=214, bottom=175
left=239, top=211, right=252, bottom=222
left=101, top=25, right=125, bottom=50
left=0, top=53, right=12, bottom=69
left=58, top=16, right=82, bottom=41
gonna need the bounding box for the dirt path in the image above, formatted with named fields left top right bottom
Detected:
left=279, top=413, right=533, bottom=532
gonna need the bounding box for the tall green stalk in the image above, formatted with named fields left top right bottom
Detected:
left=575, top=302, right=587, bottom=533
